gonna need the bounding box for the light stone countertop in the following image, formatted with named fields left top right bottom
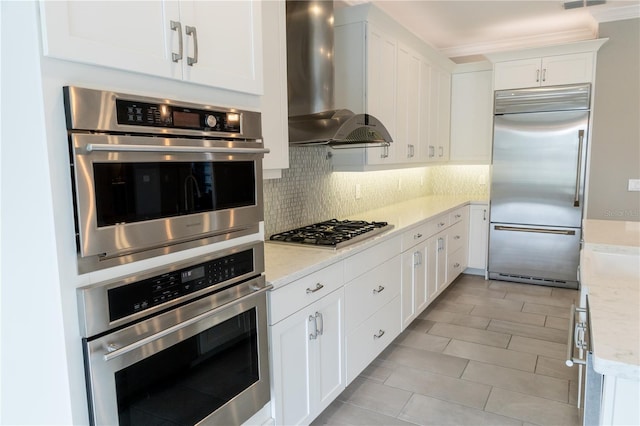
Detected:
left=265, top=195, right=487, bottom=289
left=581, top=219, right=640, bottom=380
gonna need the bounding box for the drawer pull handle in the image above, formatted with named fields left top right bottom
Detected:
left=306, top=283, right=324, bottom=294
left=454, top=235, right=461, bottom=240
left=454, top=262, right=461, bottom=268
left=438, top=222, right=445, bottom=227
left=455, top=214, right=461, bottom=219
left=373, top=329, right=385, bottom=339
left=414, top=233, right=423, bottom=239
left=373, top=285, right=385, bottom=294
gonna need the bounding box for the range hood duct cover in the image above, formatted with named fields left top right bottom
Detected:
left=286, top=0, right=393, bottom=148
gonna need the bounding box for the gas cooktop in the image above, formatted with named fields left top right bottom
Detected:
left=269, top=219, right=392, bottom=249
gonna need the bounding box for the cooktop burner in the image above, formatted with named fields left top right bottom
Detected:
left=269, top=219, right=392, bottom=249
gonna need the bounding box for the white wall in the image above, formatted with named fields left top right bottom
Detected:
left=1, top=2, right=72, bottom=423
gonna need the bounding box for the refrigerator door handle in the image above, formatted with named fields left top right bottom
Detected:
left=574, top=129, right=585, bottom=207
left=494, top=225, right=576, bottom=236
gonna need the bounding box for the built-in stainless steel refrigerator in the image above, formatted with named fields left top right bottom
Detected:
left=488, top=84, right=591, bottom=289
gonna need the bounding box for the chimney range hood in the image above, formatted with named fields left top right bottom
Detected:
left=286, top=0, right=393, bottom=148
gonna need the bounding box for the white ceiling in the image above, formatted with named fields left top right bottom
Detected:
left=338, top=0, right=640, bottom=62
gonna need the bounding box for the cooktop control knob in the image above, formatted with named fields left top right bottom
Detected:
left=205, top=114, right=217, bottom=128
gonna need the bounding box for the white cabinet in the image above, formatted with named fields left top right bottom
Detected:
left=39, top=1, right=263, bottom=94
left=494, top=52, right=594, bottom=90
left=401, top=207, right=468, bottom=329
left=343, top=237, right=402, bottom=384
left=332, top=4, right=453, bottom=171
left=468, top=204, right=489, bottom=271
left=450, top=69, right=493, bottom=164
left=261, top=0, right=289, bottom=177
left=270, top=287, right=345, bottom=426
left=333, top=21, right=399, bottom=168
left=428, top=67, right=452, bottom=162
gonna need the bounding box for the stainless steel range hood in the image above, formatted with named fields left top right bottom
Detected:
left=286, top=0, right=392, bottom=148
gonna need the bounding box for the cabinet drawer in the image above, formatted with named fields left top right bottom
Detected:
left=433, top=213, right=450, bottom=233
left=344, top=236, right=401, bottom=282
left=345, top=255, right=401, bottom=333
left=346, top=296, right=401, bottom=384
left=448, top=220, right=467, bottom=254
left=268, top=262, right=344, bottom=325
left=401, top=222, right=433, bottom=251
left=449, top=206, right=467, bottom=225
left=448, top=247, right=466, bottom=284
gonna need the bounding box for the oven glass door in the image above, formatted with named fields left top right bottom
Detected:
left=84, top=289, right=270, bottom=426
left=71, top=133, right=265, bottom=259
left=94, top=161, right=255, bottom=227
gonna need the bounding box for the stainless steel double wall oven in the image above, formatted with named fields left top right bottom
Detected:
left=64, top=86, right=267, bottom=272
left=66, top=87, right=271, bottom=425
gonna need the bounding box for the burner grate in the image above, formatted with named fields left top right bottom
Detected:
left=269, top=219, right=391, bottom=249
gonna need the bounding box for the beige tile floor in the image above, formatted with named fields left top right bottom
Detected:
left=312, top=274, right=580, bottom=426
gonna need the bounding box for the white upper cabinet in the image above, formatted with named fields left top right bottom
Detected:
left=260, top=0, right=289, bottom=177
left=494, top=53, right=593, bottom=90
left=39, top=1, right=263, bottom=95
left=450, top=67, right=493, bottom=164
left=490, top=40, right=607, bottom=91
left=332, top=3, right=454, bottom=171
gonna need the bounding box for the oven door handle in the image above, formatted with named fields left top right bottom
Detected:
left=102, top=284, right=272, bottom=362
left=85, top=143, right=270, bottom=155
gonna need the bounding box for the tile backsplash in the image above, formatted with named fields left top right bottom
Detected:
left=263, top=146, right=489, bottom=237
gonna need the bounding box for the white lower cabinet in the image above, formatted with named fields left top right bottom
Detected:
left=269, top=287, right=345, bottom=425
left=468, top=204, right=489, bottom=271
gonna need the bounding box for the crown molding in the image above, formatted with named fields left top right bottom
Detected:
left=590, top=3, right=640, bottom=22
left=442, top=27, right=597, bottom=60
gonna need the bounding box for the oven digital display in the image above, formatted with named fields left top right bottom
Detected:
left=182, top=266, right=205, bottom=283
left=173, top=110, right=201, bottom=128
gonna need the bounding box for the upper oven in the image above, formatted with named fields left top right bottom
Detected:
left=64, top=86, right=268, bottom=272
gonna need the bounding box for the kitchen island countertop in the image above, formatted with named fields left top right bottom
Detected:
left=581, top=219, right=640, bottom=380
left=264, top=195, right=487, bottom=290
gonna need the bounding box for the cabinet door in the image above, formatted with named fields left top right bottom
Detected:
left=541, top=52, right=594, bottom=87
left=494, top=58, right=542, bottom=90
left=396, top=44, right=422, bottom=163
left=179, top=1, right=263, bottom=94
left=366, top=24, right=397, bottom=165
left=436, top=234, right=448, bottom=293
left=39, top=1, right=181, bottom=79
left=450, top=70, right=493, bottom=164
left=261, top=0, right=289, bottom=175
left=414, top=245, right=429, bottom=315
left=270, top=304, right=314, bottom=425
left=428, top=66, right=451, bottom=162
left=417, top=59, right=432, bottom=163
left=401, top=249, right=417, bottom=330
left=426, top=236, right=438, bottom=300
left=468, top=205, right=489, bottom=270
left=314, top=288, right=346, bottom=414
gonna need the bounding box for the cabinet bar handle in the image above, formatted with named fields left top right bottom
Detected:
left=438, top=222, right=445, bottom=228
left=542, top=68, right=547, bottom=82
left=438, top=146, right=444, bottom=157
left=315, top=312, right=324, bottom=336
left=536, top=69, right=540, bottom=82
left=429, top=146, right=435, bottom=158
left=414, top=233, right=423, bottom=239
left=454, top=262, right=460, bottom=268
left=306, top=283, right=324, bottom=294
left=170, top=20, right=183, bottom=62
left=186, top=25, right=198, bottom=66
left=373, top=329, right=385, bottom=339
left=373, top=285, right=385, bottom=294
left=454, top=235, right=461, bottom=240
left=574, top=130, right=584, bottom=207
left=483, top=209, right=487, bottom=221
left=494, top=225, right=575, bottom=236
left=309, top=315, right=318, bottom=340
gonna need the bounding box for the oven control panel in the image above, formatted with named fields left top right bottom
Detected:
left=108, top=249, right=254, bottom=322
left=116, top=99, right=241, bottom=133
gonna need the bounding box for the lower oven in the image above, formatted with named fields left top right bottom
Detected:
left=78, top=241, right=271, bottom=425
